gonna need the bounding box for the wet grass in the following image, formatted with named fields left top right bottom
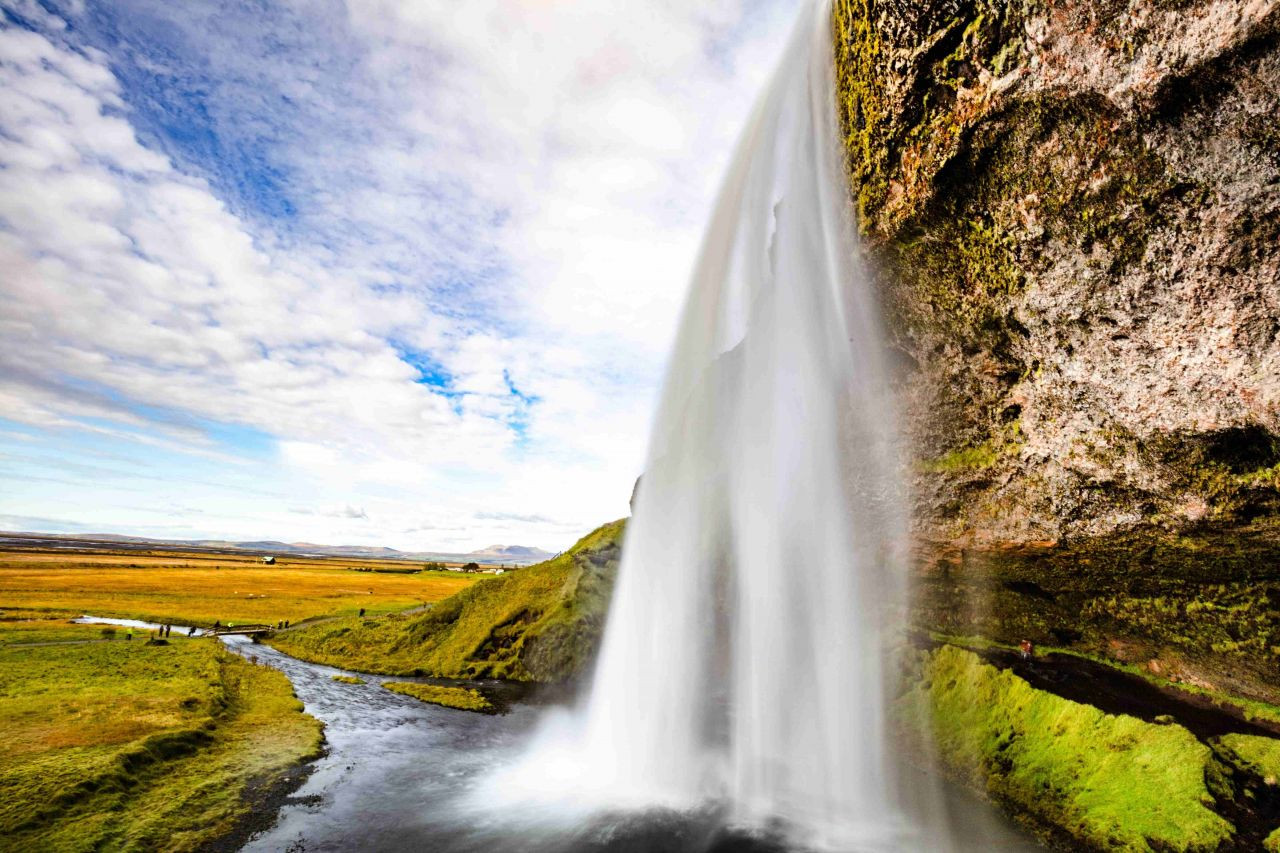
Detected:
left=330, top=674, right=363, bottom=684
left=0, top=619, right=322, bottom=851
left=901, top=645, right=1235, bottom=851
left=382, top=682, right=494, bottom=713
left=0, top=548, right=476, bottom=626
left=268, top=520, right=625, bottom=683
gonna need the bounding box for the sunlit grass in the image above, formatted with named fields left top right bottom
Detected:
left=0, top=619, right=322, bottom=850
left=269, top=520, right=625, bottom=682
left=0, top=548, right=476, bottom=625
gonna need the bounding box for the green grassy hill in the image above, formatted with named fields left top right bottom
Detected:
left=267, top=519, right=626, bottom=682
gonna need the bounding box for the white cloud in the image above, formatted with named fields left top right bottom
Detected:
left=0, top=0, right=798, bottom=550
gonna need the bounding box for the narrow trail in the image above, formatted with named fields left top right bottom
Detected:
left=970, top=646, right=1280, bottom=742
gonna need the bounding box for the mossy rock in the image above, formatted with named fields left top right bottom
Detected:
left=901, top=645, right=1234, bottom=850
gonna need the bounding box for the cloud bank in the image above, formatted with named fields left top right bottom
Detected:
left=0, top=0, right=796, bottom=550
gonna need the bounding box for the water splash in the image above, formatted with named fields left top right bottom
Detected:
left=487, top=2, right=943, bottom=848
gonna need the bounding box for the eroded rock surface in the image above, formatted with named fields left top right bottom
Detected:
left=833, top=0, right=1280, bottom=697
left=835, top=0, right=1280, bottom=544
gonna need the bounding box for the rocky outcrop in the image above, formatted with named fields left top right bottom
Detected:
left=834, top=0, right=1280, bottom=543
left=833, top=0, right=1280, bottom=696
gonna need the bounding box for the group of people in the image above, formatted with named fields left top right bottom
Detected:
left=121, top=624, right=177, bottom=641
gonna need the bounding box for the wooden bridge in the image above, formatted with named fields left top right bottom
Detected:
left=204, top=624, right=276, bottom=638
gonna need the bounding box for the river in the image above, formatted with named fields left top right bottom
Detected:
left=74, top=618, right=1040, bottom=851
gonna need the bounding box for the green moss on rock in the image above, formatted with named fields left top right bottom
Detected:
left=900, top=645, right=1233, bottom=851
left=1214, top=733, right=1280, bottom=785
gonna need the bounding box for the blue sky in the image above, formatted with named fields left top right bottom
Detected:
left=0, top=0, right=795, bottom=551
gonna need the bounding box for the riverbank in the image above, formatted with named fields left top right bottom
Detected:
left=0, top=615, right=322, bottom=852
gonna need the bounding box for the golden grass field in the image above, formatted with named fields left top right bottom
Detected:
left=0, top=546, right=478, bottom=626
left=0, top=544, right=483, bottom=849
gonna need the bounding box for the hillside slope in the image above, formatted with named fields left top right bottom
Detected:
left=267, top=520, right=625, bottom=682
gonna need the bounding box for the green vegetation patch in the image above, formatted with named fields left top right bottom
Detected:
left=0, top=621, right=322, bottom=851
left=922, top=439, right=1001, bottom=473
left=1214, top=733, right=1280, bottom=785
left=330, top=674, right=363, bottom=684
left=0, top=614, right=103, bottom=647
left=901, top=645, right=1233, bottom=851
left=269, top=520, right=625, bottom=683
left=382, top=682, right=493, bottom=714
left=1082, top=583, right=1280, bottom=661
left=915, top=520, right=1280, bottom=706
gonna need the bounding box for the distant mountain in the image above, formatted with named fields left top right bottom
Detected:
left=467, top=544, right=555, bottom=560
left=0, top=531, right=554, bottom=566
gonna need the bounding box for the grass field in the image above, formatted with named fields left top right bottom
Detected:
left=0, top=617, right=323, bottom=851
left=0, top=547, right=477, bottom=626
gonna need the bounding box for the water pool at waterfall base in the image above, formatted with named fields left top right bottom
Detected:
left=208, top=631, right=1039, bottom=853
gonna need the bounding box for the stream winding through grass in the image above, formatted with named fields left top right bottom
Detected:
left=74, top=617, right=1038, bottom=851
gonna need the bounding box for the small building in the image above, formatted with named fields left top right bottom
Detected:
left=261, top=555, right=276, bottom=565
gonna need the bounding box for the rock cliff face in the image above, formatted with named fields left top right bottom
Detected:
left=833, top=0, right=1280, bottom=695
left=835, top=0, right=1279, bottom=542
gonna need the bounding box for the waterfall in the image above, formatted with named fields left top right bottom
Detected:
left=487, top=2, right=941, bottom=848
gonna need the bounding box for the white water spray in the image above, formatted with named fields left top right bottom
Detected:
left=488, top=2, right=942, bottom=849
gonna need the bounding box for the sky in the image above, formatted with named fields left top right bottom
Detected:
left=0, top=0, right=799, bottom=552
